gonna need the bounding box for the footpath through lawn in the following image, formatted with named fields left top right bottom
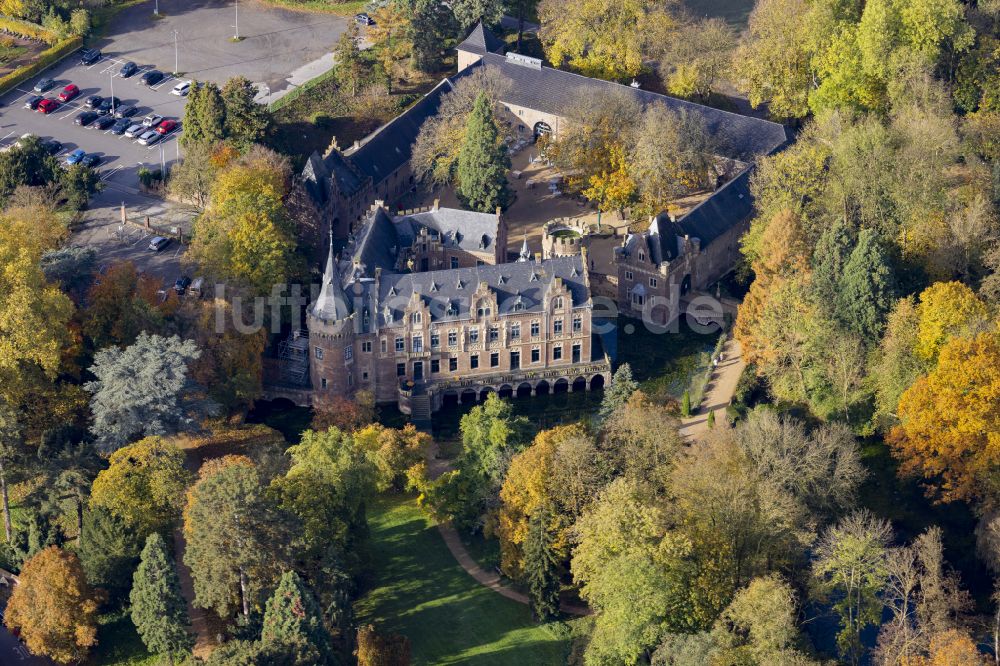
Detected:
left=356, top=495, right=576, bottom=665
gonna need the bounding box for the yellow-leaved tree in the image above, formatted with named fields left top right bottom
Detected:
left=889, top=330, right=1000, bottom=502
left=497, top=424, right=582, bottom=579
left=538, top=0, right=675, bottom=80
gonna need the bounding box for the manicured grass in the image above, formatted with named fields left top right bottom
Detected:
left=616, top=316, right=719, bottom=401
left=355, top=495, right=575, bottom=665
left=259, top=0, right=368, bottom=16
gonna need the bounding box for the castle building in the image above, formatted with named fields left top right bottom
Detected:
left=307, top=204, right=611, bottom=418
left=292, top=23, right=792, bottom=414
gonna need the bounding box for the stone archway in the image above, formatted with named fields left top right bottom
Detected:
left=442, top=390, right=459, bottom=408
left=498, top=384, right=514, bottom=399
left=533, top=121, right=552, bottom=139
left=590, top=374, right=606, bottom=391
left=461, top=388, right=477, bottom=404
left=516, top=382, right=532, bottom=398
left=553, top=378, right=569, bottom=393
left=480, top=387, right=494, bottom=402
left=572, top=376, right=587, bottom=392
left=536, top=380, right=550, bottom=395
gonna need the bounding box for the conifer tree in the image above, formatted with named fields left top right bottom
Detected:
left=334, top=23, right=366, bottom=97
left=523, top=502, right=561, bottom=621
left=260, top=570, right=334, bottom=665
left=456, top=92, right=510, bottom=212
left=598, top=363, right=638, bottom=422
left=130, top=532, right=194, bottom=664
left=183, top=82, right=226, bottom=146
left=838, top=228, right=897, bottom=341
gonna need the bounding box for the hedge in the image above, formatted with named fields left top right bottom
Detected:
left=0, top=36, right=82, bottom=96
left=0, top=16, right=59, bottom=44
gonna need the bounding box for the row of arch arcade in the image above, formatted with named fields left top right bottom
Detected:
left=439, top=374, right=606, bottom=408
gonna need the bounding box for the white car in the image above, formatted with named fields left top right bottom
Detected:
left=170, top=80, right=191, bottom=96
left=137, top=129, right=161, bottom=146
left=141, top=113, right=162, bottom=128
left=124, top=124, right=145, bottom=138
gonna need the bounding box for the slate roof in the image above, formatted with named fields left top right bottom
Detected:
left=378, top=255, right=589, bottom=325
left=395, top=208, right=501, bottom=253
left=342, top=79, right=454, bottom=186
left=348, top=207, right=400, bottom=278
left=312, top=237, right=352, bottom=322
left=456, top=21, right=506, bottom=55
left=464, top=52, right=788, bottom=161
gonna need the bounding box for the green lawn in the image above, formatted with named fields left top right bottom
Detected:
left=616, top=316, right=719, bottom=402
left=355, top=495, right=575, bottom=665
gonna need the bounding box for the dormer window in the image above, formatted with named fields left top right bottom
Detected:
left=412, top=312, right=422, bottom=324
left=553, top=296, right=564, bottom=310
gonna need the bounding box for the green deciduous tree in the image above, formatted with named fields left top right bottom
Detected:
left=130, top=532, right=194, bottom=664
left=456, top=92, right=511, bottom=212
left=85, top=332, right=217, bottom=453
left=659, top=18, right=737, bottom=101
left=451, top=0, right=503, bottom=30
left=459, top=392, right=530, bottom=485
left=813, top=510, right=893, bottom=666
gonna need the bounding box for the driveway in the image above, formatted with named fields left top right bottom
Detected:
left=93, top=0, right=349, bottom=103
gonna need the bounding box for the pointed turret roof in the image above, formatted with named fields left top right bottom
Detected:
left=457, top=21, right=505, bottom=56
left=312, top=230, right=351, bottom=321
left=518, top=234, right=531, bottom=262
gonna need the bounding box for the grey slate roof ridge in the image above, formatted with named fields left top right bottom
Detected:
left=398, top=208, right=501, bottom=251
left=456, top=21, right=506, bottom=54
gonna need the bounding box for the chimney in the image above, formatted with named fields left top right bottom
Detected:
left=432, top=198, right=440, bottom=211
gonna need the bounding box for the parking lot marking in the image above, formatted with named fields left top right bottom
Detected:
left=0, top=131, right=14, bottom=146
left=150, top=75, right=175, bottom=91
left=101, top=165, right=123, bottom=181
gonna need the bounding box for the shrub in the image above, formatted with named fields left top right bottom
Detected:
left=0, top=37, right=82, bottom=96
left=681, top=390, right=691, bottom=417
left=0, top=16, right=59, bottom=44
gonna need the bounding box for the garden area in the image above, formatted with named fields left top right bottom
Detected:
left=355, top=495, right=578, bottom=665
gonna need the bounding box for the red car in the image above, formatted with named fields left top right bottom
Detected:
left=36, top=98, right=59, bottom=114
left=155, top=119, right=178, bottom=135
left=58, top=84, right=79, bottom=102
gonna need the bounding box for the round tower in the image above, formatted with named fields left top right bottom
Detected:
left=307, top=234, right=356, bottom=397
left=542, top=218, right=587, bottom=259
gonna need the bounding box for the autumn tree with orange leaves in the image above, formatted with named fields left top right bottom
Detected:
left=889, top=330, right=1000, bottom=502
left=4, top=546, right=100, bottom=664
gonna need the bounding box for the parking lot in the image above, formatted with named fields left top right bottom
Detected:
left=0, top=50, right=187, bottom=191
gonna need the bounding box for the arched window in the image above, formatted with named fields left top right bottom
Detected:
left=552, top=296, right=563, bottom=310
left=412, top=312, right=422, bottom=324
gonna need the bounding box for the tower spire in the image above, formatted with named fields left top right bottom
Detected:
left=312, top=227, right=350, bottom=321
left=518, top=233, right=531, bottom=262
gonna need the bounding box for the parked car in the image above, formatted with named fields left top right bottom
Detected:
left=170, top=80, right=191, bottom=96
left=42, top=139, right=62, bottom=155
left=75, top=111, right=98, bottom=126
left=354, top=12, right=374, bottom=25
left=85, top=95, right=103, bottom=109
left=110, top=118, right=132, bottom=135
left=32, top=78, right=54, bottom=93
left=81, top=154, right=101, bottom=168
left=114, top=105, right=138, bottom=119
left=148, top=236, right=170, bottom=252
left=119, top=61, right=138, bottom=77
left=173, top=276, right=192, bottom=294
left=189, top=277, right=205, bottom=297
left=137, top=130, right=161, bottom=146
left=141, top=113, right=162, bottom=128
left=23, top=95, right=42, bottom=110
left=97, top=97, right=121, bottom=115
left=141, top=70, right=163, bottom=86
left=58, top=84, right=79, bottom=102
left=80, top=48, right=101, bottom=65
left=124, top=124, right=145, bottom=138
left=36, top=98, right=58, bottom=114
left=155, top=119, right=178, bottom=135
left=93, top=115, right=116, bottom=130
left=65, top=149, right=86, bottom=165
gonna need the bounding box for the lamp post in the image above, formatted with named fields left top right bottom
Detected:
left=173, top=30, right=179, bottom=74
left=154, top=0, right=158, bottom=16
left=233, top=0, right=239, bottom=40
left=109, top=69, right=115, bottom=116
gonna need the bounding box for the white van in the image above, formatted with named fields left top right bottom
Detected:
left=171, top=80, right=192, bottom=96
left=189, top=277, right=205, bottom=298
